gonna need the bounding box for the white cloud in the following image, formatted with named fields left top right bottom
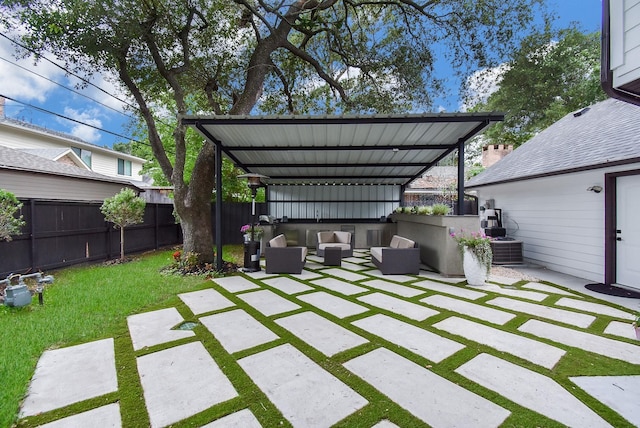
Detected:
left=60, top=107, right=103, bottom=143
left=459, top=63, right=510, bottom=112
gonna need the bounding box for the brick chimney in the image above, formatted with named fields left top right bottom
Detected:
left=482, top=144, right=513, bottom=168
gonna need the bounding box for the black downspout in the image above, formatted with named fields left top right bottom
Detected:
left=457, top=139, right=465, bottom=215
left=215, top=142, right=223, bottom=271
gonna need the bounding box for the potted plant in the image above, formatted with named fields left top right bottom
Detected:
left=450, top=229, right=492, bottom=285
left=633, top=314, right=640, bottom=340
left=240, top=224, right=264, bottom=242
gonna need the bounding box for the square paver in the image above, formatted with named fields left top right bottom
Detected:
left=353, top=314, right=464, bottom=362
left=237, top=289, right=301, bottom=316
left=433, top=317, right=566, bottom=369
left=179, top=288, right=235, bottom=315
left=297, top=291, right=369, bottom=318
left=213, top=276, right=261, bottom=293
left=262, top=277, right=314, bottom=295
left=20, top=339, right=118, bottom=417
left=276, top=311, right=368, bottom=356
left=311, top=277, right=368, bottom=295
left=457, top=354, right=611, bottom=428
left=127, top=307, right=195, bottom=351
left=412, top=279, right=486, bottom=300
left=37, top=404, right=121, bottom=428
left=486, top=296, right=596, bottom=328
left=421, top=294, right=515, bottom=325
left=519, top=319, right=640, bottom=364
left=358, top=293, right=439, bottom=321
left=238, top=344, right=368, bottom=427
left=555, top=298, right=635, bottom=320
left=137, top=342, right=238, bottom=427
left=344, top=348, right=510, bottom=427
left=200, top=309, right=279, bottom=354
left=360, top=279, right=425, bottom=297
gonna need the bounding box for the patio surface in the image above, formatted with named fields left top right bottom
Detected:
left=17, top=250, right=640, bottom=427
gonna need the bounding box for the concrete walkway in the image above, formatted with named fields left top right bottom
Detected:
left=18, top=251, right=640, bottom=427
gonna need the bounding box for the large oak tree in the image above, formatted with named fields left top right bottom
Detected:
left=1, top=0, right=546, bottom=263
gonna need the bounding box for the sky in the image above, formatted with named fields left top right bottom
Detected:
left=0, top=0, right=603, bottom=149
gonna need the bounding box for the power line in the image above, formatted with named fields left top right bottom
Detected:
left=0, top=55, right=135, bottom=120
left=1, top=93, right=142, bottom=144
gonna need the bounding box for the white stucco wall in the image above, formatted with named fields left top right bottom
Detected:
left=472, top=163, right=640, bottom=283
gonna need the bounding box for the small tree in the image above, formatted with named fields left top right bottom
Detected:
left=101, top=188, right=146, bottom=261
left=0, top=189, right=25, bottom=241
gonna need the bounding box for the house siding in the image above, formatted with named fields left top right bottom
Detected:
left=610, top=0, right=640, bottom=88
left=0, top=170, right=132, bottom=201
left=474, top=164, right=640, bottom=283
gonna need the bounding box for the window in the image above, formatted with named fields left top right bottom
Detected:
left=118, top=158, right=132, bottom=176
left=71, top=147, right=92, bottom=168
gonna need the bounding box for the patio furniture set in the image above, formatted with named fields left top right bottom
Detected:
left=265, top=230, right=420, bottom=274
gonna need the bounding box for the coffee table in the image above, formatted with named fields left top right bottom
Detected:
left=323, top=247, right=342, bottom=266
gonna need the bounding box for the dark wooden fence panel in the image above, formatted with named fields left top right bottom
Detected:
left=0, top=200, right=182, bottom=277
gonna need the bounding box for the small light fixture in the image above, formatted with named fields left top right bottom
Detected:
left=587, top=185, right=603, bottom=193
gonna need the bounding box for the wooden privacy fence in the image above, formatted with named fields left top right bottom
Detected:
left=0, top=200, right=266, bottom=277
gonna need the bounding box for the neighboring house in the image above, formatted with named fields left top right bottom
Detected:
left=466, top=98, right=640, bottom=289
left=0, top=115, right=146, bottom=182
left=0, top=145, right=140, bottom=200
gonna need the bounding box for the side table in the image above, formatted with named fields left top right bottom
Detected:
left=323, top=247, right=342, bottom=266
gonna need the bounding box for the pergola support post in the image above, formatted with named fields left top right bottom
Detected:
left=215, top=142, right=223, bottom=270
left=457, top=139, right=465, bottom=215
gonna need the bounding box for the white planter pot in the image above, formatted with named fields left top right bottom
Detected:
left=634, top=325, right=640, bottom=341
left=463, top=246, right=488, bottom=286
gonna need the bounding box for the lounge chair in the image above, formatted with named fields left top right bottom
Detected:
left=370, top=235, right=420, bottom=274
left=264, top=234, right=308, bottom=274
left=316, top=231, right=353, bottom=257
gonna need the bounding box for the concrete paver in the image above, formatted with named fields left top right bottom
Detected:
left=421, top=294, right=516, bottom=325
left=412, top=279, right=486, bottom=300
left=37, top=404, right=121, bottom=428
left=519, top=319, right=640, bottom=364
left=521, top=281, right=581, bottom=297
left=310, top=277, right=368, bottom=295
left=213, top=276, right=261, bottom=293
left=262, top=276, right=314, bottom=295
left=434, top=316, right=565, bottom=369
left=555, top=297, right=635, bottom=320
left=360, top=279, right=425, bottom=297
left=344, top=348, right=511, bottom=428
left=341, top=261, right=370, bottom=271
left=358, top=292, right=439, bottom=321
left=352, top=314, right=464, bottom=363
left=238, top=344, right=368, bottom=427
left=603, top=320, right=639, bottom=340
left=237, top=289, right=301, bottom=316
left=366, top=270, right=416, bottom=283
left=289, top=269, right=324, bottom=280
left=20, top=339, right=118, bottom=417
left=200, top=309, right=279, bottom=354
left=322, top=268, right=369, bottom=282
left=200, top=409, right=262, bottom=427
left=487, top=274, right=520, bottom=285
left=127, top=308, right=195, bottom=351
left=276, top=311, right=368, bottom=356
left=468, top=283, right=549, bottom=301
left=178, top=288, right=235, bottom=315
left=486, top=296, right=596, bottom=328
left=137, top=341, right=238, bottom=427
left=456, top=353, right=612, bottom=428
left=570, top=375, right=640, bottom=427
left=417, top=270, right=464, bottom=284
left=297, top=291, right=369, bottom=318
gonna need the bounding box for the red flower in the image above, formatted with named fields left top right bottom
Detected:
left=173, top=251, right=181, bottom=261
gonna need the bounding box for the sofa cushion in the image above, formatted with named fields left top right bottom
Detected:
left=389, top=235, right=415, bottom=249
left=269, top=234, right=287, bottom=248
left=370, top=246, right=383, bottom=262
left=318, top=243, right=351, bottom=252
left=300, top=247, right=308, bottom=262
left=333, top=231, right=351, bottom=244
left=317, top=231, right=336, bottom=243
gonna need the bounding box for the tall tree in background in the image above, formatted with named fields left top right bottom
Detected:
left=1, top=0, right=547, bottom=264
left=467, top=26, right=607, bottom=150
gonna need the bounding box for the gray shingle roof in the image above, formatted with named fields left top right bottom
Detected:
left=0, top=145, right=138, bottom=187
left=20, top=148, right=74, bottom=160
left=466, top=99, right=640, bottom=188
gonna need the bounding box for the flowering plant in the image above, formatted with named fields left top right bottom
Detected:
left=240, top=224, right=263, bottom=238
left=450, top=229, right=492, bottom=274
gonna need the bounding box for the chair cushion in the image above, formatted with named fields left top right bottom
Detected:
left=300, top=247, right=308, bottom=262
left=370, top=247, right=383, bottom=262
left=317, top=231, right=336, bottom=243
left=333, top=231, right=351, bottom=244
left=269, top=234, right=287, bottom=248
left=318, top=243, right=351, bottom=251
left=390, top=235, right=415, bottom=249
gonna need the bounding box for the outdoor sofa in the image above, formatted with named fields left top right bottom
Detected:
left=370, top=235, right=420, bottom=274
left=264, top=234, right=308, bottom=274
left=316, top=231, right=353, bottom=257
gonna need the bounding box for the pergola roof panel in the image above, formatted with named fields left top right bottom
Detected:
left=182, top=113, right=503, bottom=186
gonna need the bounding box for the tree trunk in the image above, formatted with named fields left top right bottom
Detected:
left=178, top=197, right=214, bottom=264
left=120, top=227, right=125, bottom=261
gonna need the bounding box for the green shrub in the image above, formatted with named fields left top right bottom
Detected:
left=431, top=203, right=451, bottom=215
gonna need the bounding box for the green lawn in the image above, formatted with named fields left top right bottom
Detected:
left=0, top=247, right=242, bottom=428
